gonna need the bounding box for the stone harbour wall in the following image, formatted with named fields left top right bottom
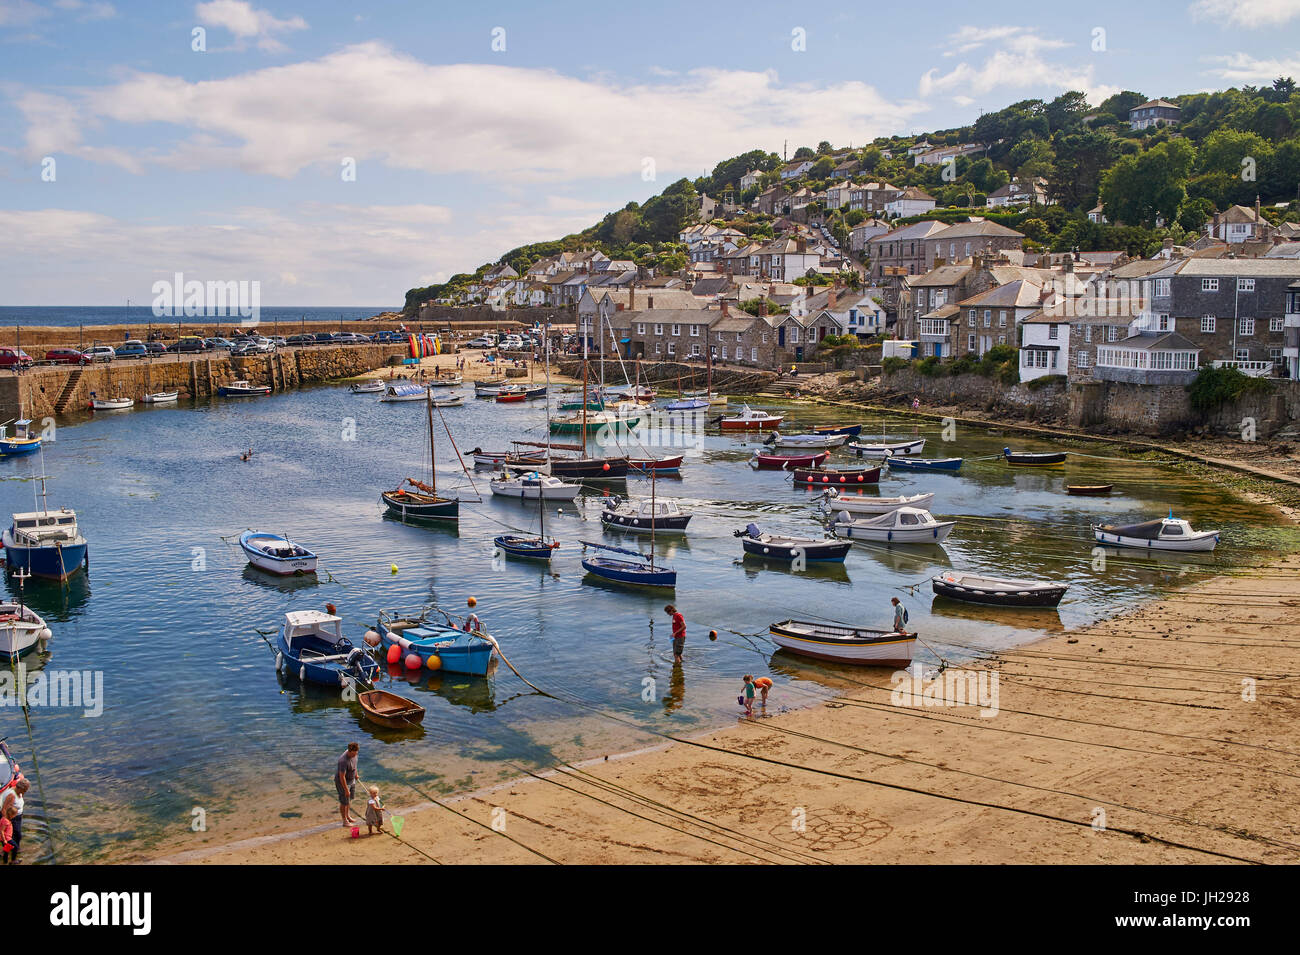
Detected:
left=880, top=368, right=1069, bottom=422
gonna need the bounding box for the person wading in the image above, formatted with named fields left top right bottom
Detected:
left=665, top=604, right=686, bottom=662
left=336, top=742, right=360, bottom=827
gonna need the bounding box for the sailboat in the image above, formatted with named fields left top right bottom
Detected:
left=381, top=389, right=460, bottom=521
left=531, top=324, right=630, bottom=476
left=2, top=465, right=88, bottom=581
left=581, top=455, right=676, bottom=588
left=494, top=393, right=563, bottom=561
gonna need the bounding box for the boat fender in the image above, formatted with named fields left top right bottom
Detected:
left=396, top=635, right=413, bottom=651
left=363, top=629, right=381, bottom=647
left=39, top=627, right=52, bottom=641
left=386, top=643, right=402, bottom=664
left=404, top=653, right=423, bottom=670
left=275, top=651, right=284, bottom=672
left=299, top=665, right=307, bottom=682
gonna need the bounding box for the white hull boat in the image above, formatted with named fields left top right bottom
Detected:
left=471, top=449, right=512, bottom=469
left=1093, top=517, right=1219, bottom=552
left=0, top=601, right=52, bottom=660
left=380, top=383, right=431, bottom=402
left=768, top=432, right=849, bottom=450
left=431, top=394, right=464, bottom=407
left=848, top=438, right=925, bottom=457
left=831, top=506, right=956, bottom=544
left=141, top=391, right=179, bottom=404
left=427, top=375, right=463, bottom=388
left=769, top=620, right=915, bottom=666
left=350, top=381, right=384, bottom=394
left=90, top=396, right=133, bottom=411
left=239, top=530, right=318, bottom=575
left=490, top=470, right=580, bottom=502
left=819, top=490, right=935, bottom=516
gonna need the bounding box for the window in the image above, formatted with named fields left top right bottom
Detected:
left=691, top=344, right=701, bottom=356
left=720, top=346, right=727, bottom=359
left=1076, top=352, right=1090, bottom=369
left=1202, top=278, right=1219, bottom=292
left=654, top=323, right=663, bottom=336
left=736, top=332, right=743, bottom=342
left=1107, top=326, right=1119, bottom=342
left=671, top=324, right=680, bottom=336
left=1084, top=325, right=1093, bottom=343
left=1155, top=279, right=1170, bottom=297
left=998, top=335, right=1006, bottom=345
left=1236, top=348, right=1249, bottom=362
left=689, top=325, right=700, bottom=337
left=1158, top=314, right=1171, bottom=332
left=968, top=334, right=976, bottom=350
left=654, top=343, right=661, bottom=355
left=999, top=311, right=1007, bottom=327
left=789, top=327, right=799, bottom=343
left=1270, top=316, right=1284, bottom=332
left=1238, top=278, right=1255, bottom=292
left=968, top=308, right=977, bottom=322
left=636, top=323, right=645, bottom=334
left=1200, top=315, right=1216, bottom=333
left=918, top=319, right=949, bottom=337
left=1048, top=324, right=1059, bottom=340
left=1239, top=318, right=1255, bottom=336
left=751, top=347, right=758, bottom=362
left=761, top=332, right=769, bottom=344
left=1269, top=347, right=1282, bottom=363
left=667, top=342, right=675, bottom=356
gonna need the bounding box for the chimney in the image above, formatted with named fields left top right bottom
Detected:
left=796, top=237, right=807, bottom=254
left=1163, top=236, right=1174, bottom=251
left=767, top=283, right=775, bottom=298
left=648, top=294, right=655, bottom=309
left=721, top=298, right=730, bottom=317
left=1255, top=195, right=1261, bottom=222
left=828, top=288, right=838, bottom=310
left=972, top=252, right=984, bottom=272
left=1212, top=212, right=1221, bottom=237
left=629, top=285, right=636, bottom=310
left=758, top=299, right=768, bottom=318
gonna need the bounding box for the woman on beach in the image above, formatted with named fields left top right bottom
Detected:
left=2, top=777, right=28, bottom=864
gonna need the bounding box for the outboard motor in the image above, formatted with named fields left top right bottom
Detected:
left=837, top=510, right=852, bottom=524
left=745, top=522, right=762, bottom=539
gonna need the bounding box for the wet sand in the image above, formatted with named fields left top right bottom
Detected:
left=153, top=555, right=1300, bottom=865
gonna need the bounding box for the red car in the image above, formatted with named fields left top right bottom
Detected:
left=44, top=347, right=91, bottom=365
left=0, top=347, right=34, bottom=369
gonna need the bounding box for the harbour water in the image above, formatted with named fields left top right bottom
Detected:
left=2, top=383, right=1295, bottom=862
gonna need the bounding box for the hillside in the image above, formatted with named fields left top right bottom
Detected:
left=404, top=81, right=1300, bottom=312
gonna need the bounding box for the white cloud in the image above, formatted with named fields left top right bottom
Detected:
left=1204, top=52, right=1300, bottom=85
left=53, top=0, right=117, bottom=21
left=921, top=26, right=1115, bottom=104
left=0, top=0, right=47, bottom=26
left=1190, top=0, right=1300, bottom=28
left=14, top=42, right=923, bottom=182
left=195, top=0, right=307, bottom=52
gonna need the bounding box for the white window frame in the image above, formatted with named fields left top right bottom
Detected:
left=671, top=324, right=681, bottom=336
left=1269, top=316, right=1284, bottom=332
left=1239, top=318, right=1255, bottom=336
left=751, top=347, right=758, bottom=361
left=666, top=342, right=675, bottom=356
left=1238, top=278, right=1255, bottom=292
left=636, top=323, right=646, bottom=334
left=654, top=323, right=663, bottom=336
left=1202, top=278, right=1219, bottom=292
left=1201, top=315, right=1216, bottom=333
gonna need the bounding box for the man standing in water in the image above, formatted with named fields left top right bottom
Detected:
left=336, top=742, right=360, bottom=827
left=666, top=604, right=686, bottom=662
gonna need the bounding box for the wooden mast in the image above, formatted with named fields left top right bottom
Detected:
left=426, top=385, right=437, bottom=497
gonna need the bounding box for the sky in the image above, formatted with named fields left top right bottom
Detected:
left=1, top=0, right=1298, bottom=306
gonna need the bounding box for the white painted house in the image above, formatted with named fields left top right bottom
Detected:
left=1019, top=313, right=1071, bottom=381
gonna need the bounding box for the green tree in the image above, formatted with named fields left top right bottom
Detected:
left=1099, top=138, right=1195, bottom=225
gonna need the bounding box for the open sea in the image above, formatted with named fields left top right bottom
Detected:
left=1, top=377, right=1296, bottom=862
left=0, top=306, right=393, bottom=329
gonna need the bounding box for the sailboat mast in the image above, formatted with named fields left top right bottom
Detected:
left=649, top=462, right=656, bottom=570
left=426, top=388, right=437, bottom=496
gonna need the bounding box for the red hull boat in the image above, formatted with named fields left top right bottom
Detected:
left=792, top=465, right=882, bottom=486
left=752, top=450, right=829, bottom=470
left=628, top=455, right=684, bottom=473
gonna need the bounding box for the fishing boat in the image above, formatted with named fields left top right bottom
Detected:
left=736, top=523, right=852, bottom=563
left=376, top=608, right=496, bottom=676
left=0, top=420, right=41, bottom=457
left=818, top=489, right=934, bottom=515
left=581, top=541, right=676, bottom=588
left=751, top=450, right=830, bottom=470
left=792, top=465, right=882, bottom=486
left=1093, top=516, right=1219, bottom=552
left=239, top=530, right=318, bottom=576
left=766, top=432, right=849, bottom=450
left=380, top=382, right=430, bottom=402
left=494, top=384, right=546, bottom=403
left=769, top=620, right=915, bottom=666
left=427, top=374, right=463, bottom=388
left=358, top=689, right=426, bottom=729
left=141, top=391, right=179, bottom=404
left=381, top=390, right=460, bottom=521
left=490, top=469, right=580, bottom=501
left=719, top=404, right=783, bottom=431
left=931, top=572, right=1069, bottom=608
left=475, top=379, right=507, bottom=398
left=431, top=393, right=464, bottom=408
left=1003, top=447, right=1067, bottom=466
left=2, top=474, right=88, bottom=581
left=216, top=380, right=271, bottom=397
left=884, top=456, right=963, bottom=472
left=494, top=535, right=559, bottom=559
left=274, top=610, right=379, bottom=687
left=811, top=424, right=862, bottom=437
left=88, top=393, right=133, bottom=410
left=627, top=454, right=684, bottom=474
left=847, top=438, right=925, bottom=457
left=831, top=506, right=956, bottom=544
left=600, top=496, right=692, bottom=534
left=511, top=440, right=629, bottom=478
left=470, top=448, right=514, bottom=469
left=1067, top=484, right=1113, bottom=496
left=0, top=571, right=52, bottom=660
left=549, top=407, right=640, bottom=434
left=349, top=381, right=384, bottom=394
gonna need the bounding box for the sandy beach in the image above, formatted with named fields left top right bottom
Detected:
left=154, top=551, right=1300, bottom=865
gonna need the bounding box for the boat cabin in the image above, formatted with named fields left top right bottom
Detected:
left=282, top=610, right=344, bottom=647
left=9, top=508, right=80, bottom=545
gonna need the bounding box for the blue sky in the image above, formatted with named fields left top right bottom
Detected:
left=2, top=0, right=1298, bottom=305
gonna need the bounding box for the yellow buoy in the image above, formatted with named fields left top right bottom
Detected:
left=426, top=655, right=442, bottom=671
left=390, top=563, right=399, bottom=575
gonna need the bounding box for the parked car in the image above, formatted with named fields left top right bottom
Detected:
left=115, top=340, right=149, bottom=360
left=286, top=334, right=315, bottom=346
left=467, top=335, right=496, bottom=348
left=171, top=337, right=209, bottom=353
left=0, top=347, right=35, bottom=369
left=333, top=332, right=369, bottom=344
left=145, top=341, right=168, bottom=354
left=205, top=337, right=235, bottom=350
left=312, top=333, right=335, bottom=343
left=84, top=345, right=117, bottom=362
left=44, top=348, right=91, bottom=365
left=230, top=339, right=257, bottom=356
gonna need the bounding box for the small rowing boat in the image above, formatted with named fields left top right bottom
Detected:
left=239, top=530, right=318, bottom=576
left=0, top=585, right=52, bottom=661
left=581, top=540, right=676, bottom=589
left=1066, top=484, right=1113, bottom=496
left=427, top=374, right=463, bottom=388
left=848, top=438, right=925, bottom=457
left=931, top=572, right=1068, bottom=608
left=627, top=455, right=684, bottom=474
left=1003, top=447, right=1066, bottom=466
left=471, top=448, right=513, bottom=468
left=358, top=689, right=426, bottom=729
left=810, top=424, right=862, bottom=437
left=89, top=393, right=133, bottom=411
left=831, top=506, right=956, bottom=544
left=885, top=456, right=963, bottom=472
left=350, top=381, right=384, bottom=394
left=769, top=620, right=915, bottom=666
left=751, top=450, right=829, bottom=470
left=1093, top=516, right=1219, bottom=552
left=766, top=432, right=849, bottom=450
left=141, top=391, right=179, bottom=404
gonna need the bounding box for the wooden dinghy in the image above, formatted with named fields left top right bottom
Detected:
left=769, top=620, right=915, bottom=666
left=1066, top=484, right=1113, bottom=496
left=358, top=689, right=426, bottom=729
left=931, top=572, right=1068, bottom=608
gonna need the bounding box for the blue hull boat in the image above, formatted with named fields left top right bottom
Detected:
left=811, top=424, right=862, bottom=437
left=581, top=555, right=677, bottom=588
left=886, top=456, right=963, bottom=472
left=2, top=539, right=88, bottom=580
left=275, top=610, right=379, bottom=687
left=377, top=614, right=496, bottom=676
left=494, top=534, right=557, bottom=561
left=663, top=398, right=709, bottom=412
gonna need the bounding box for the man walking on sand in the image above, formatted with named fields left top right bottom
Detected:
left=666, top=604, right=686, bottom=661
left=336, top=742, right=360, bottom=827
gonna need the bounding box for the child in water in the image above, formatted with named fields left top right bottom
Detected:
left=754, top=676, right=773, bottom=711
left=365, top=785, right=385, bottom=835
left=740, top=675, right=756, bottom=716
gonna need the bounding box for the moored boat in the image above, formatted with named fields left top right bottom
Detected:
left=818, top=489, right=934, bottom=515
left=766, top=432, right=849, bottom=450
left=1003, top=447, right=1067, bottom=466
left=489, top=469, right=580, bottom=501
left=427, top=374, right=463, bottom=388
left=470, top=448, right=513, bottom=469
left=141, top=391, right=179, bottom=404
left=580, top=541, right=676, bottom=588
left=0, top=420, right=41, bottom=457
left=769, top=620, right=915, bottom=666
left=357, top=689, right=426, bottom=729
left=376, top=608, right=496, bottom=676
left=349, top=380, right=384, bottom=394
left=1093, top=516, right=1219, bottom=552
left=662, top=397, right=709, bottom=412
left=274, top=610, right=379, bottom=687
left=627, top=454, right=684, bottom=474
left=599, top=496, right=692, bottom=534
left=494, top=535, right=559, bottom=560
left=847, top=438, right=925, bottom=457
left=216, top=380, right=271, bottom=397
left=831, top=506, right=956, bottom=544
left=751, top=450, right=830, bottom=470
left=1067, top=484, right=1113, bottom=496
left=810, top=424, right=862, bottom=437
left=381, top=390, right=461, bottom=521
left=736, top=523, right=852, bottom=563
left=793, top=465, right=882, bottom=486
left=2, top=476, right=88, bottom=581
left=88, top=393, right=133, bottom=410
left=931, top=572, right=1068, bottom=607
left=885, top=456, right=963, bottom=472
left=0, top=577, right=52, bottom=661
left=380, top=382, right=431, bottom=403
left=239, top=530, right=318, bottom=576
left=719, top=404, right=783, bottom=431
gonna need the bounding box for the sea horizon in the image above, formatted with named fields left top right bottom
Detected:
left=0, top=305, right=399, bottom=328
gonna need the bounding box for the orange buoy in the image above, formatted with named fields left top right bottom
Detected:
left=467, top=596, right=477, bottom=608
left=386, top=644, right=401, bottom=664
